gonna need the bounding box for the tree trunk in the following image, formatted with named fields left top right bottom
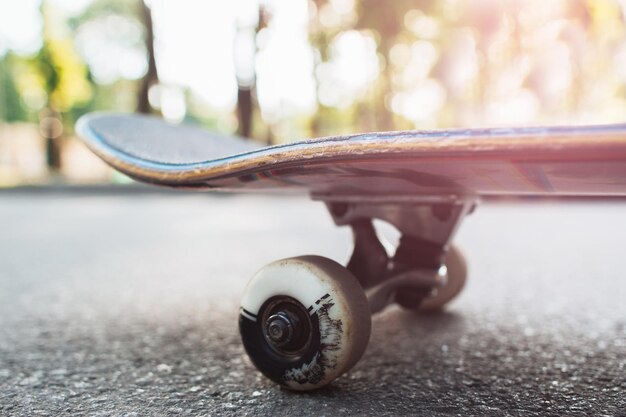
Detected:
left=137, top=0, right=158, bottom=114
left=42, top=108, right=62, bottom=171
left=237, top=87, right=254, bottom=138
left=235, top=6, right=265, bottom=139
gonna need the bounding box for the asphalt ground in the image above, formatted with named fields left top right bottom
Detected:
left=0, top=189, right=624, bottom=416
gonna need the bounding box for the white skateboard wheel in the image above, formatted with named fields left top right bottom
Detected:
left=239, top=256, right=371, bottom=391
left=419, top=245, right=467, bottom=311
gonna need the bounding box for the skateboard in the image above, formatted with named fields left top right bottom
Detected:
left=77, top=113, right=626, bottom=391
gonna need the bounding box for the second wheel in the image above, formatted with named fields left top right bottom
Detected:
left=419, top=245, right=467, bottom=312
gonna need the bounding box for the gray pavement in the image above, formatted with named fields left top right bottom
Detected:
left=0, top=190, right=624, bottom=416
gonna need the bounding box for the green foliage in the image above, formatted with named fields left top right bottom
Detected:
left=0, top=53, right=29, bottom=122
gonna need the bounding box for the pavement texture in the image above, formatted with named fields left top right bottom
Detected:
left=0, top=189, right=624, bottom=416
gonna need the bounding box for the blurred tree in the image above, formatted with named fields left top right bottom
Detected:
left=30, top=1, right=92, bottom=170
left=309, top=0, right=626, bottom=132
left=308, top=0, right=419, bottom=134
left=355, top=0, right=418, bottom=131
left=34, top=39, right=92, bottom=113
left=69, top=0, right=157, bottom=114
left=235, top=3, right=265, bottom=139
left=136, top=0, right=158, bottom=114
left=308, top=0, right=357, bottom=136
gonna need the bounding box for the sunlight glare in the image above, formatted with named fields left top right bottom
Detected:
left=317, top=30, right=379, bottom=108
left=150, top=0, right=238, bottom=110
left=0, top=0, right=42, bottom=56
left=255, top=0, right=316, bottom=121
left=75, top=15, right=146, bottom=84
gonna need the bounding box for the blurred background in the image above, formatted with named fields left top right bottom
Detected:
left=0, top=0, right=625, bottom=186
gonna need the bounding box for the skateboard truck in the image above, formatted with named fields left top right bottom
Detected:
left=239, top=194, right=475, bottom=390
left=323, top=195, right=476, bottom=313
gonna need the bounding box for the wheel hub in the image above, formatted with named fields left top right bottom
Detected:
left=260, top=297, right=312, bottom=356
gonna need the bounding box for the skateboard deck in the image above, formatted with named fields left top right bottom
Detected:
left=77, top=113, right=626, bottom=199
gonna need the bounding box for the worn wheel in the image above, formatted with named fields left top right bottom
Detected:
left=418, top=245, right=467, bottom=312
left=395, top=245, right=467, bottom=311
left=239, top=256, right=371, bottom=391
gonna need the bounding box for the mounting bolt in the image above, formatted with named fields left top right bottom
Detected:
left=265, top=312, right=294, bottom=347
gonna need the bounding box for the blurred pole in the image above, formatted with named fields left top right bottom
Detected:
left=237, top=88, right=254, bottom=139
left=38, top=1, right=62, bottom=171
left=235, top=3, right=264, bottom=139
left=41, top=108, right=63, bottom=171
left=137, top=0, right=159, bottom=114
